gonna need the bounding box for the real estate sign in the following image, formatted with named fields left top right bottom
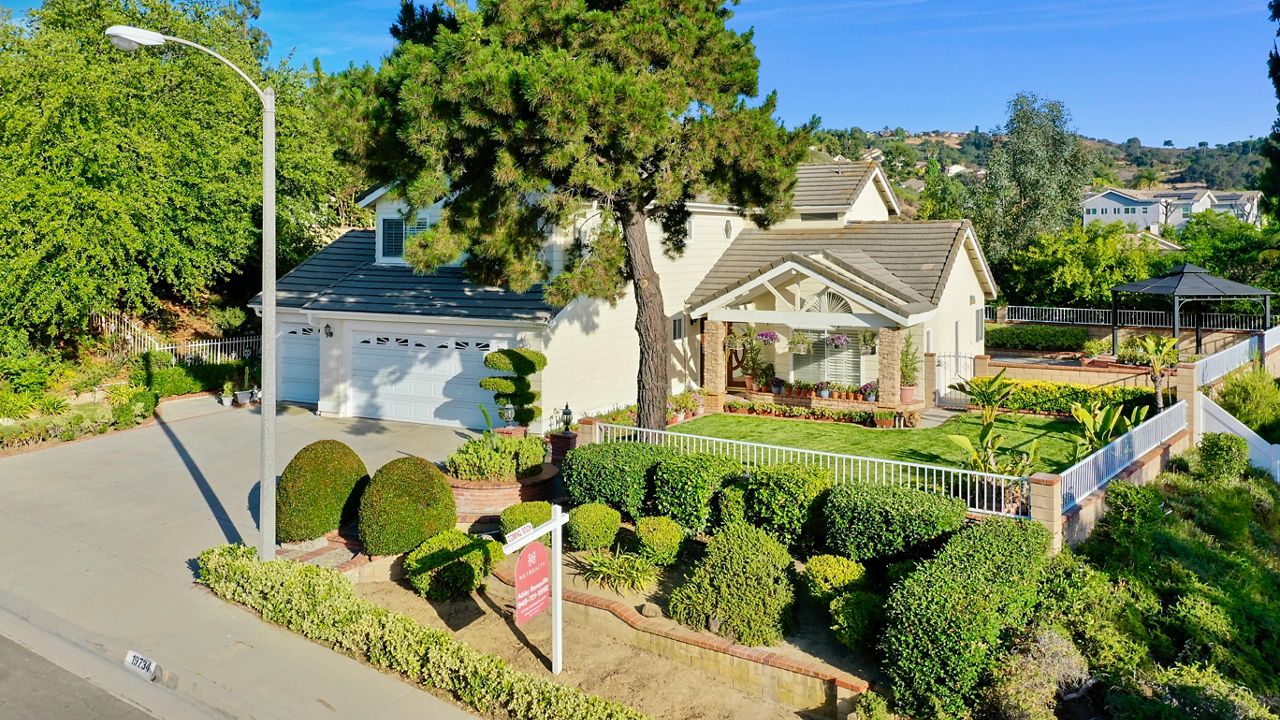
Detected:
left=514, top=542, right=550, bottom=626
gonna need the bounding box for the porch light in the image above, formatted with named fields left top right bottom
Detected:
left=498, top=402, right=516, bottom=426
left=323, top=324, right=333, bottom=338
left=560, top=403, right=573, bottom=433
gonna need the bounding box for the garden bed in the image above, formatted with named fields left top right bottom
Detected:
left=448, top=462, right=559, bottom=527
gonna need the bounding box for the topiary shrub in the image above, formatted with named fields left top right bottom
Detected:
left=652, top=453, right=742, bottom=535
left=405, top=529, right=505, bottom=601
left=358, top=457, right=456, bottom=556
left=1197, top=432, right=1250, bottom=481
left=743, top=462, right=833, bottom=549
left=500, top=501, right=552, bottom=546
left=881, top=518, right=1051, bottom=720
left=829, top=590, right=884, bottom=651
left=446, top=435, right=546, bottom=482
left=566, top=503, right=620, bottom=551
left=277, top=440, right=369, bottom=542
left=802, top=554, right=866, bottom=603
left=480, top=349, right=547, bottom=426
left=668, top=523, right=795, bottom=646
left=561, top=442, right=677, bottom=519
left=716, top=479, right=748, bottom=528
left=823, top=483, right=967, bottom=561
left=634, top=516, right=683, bottom=566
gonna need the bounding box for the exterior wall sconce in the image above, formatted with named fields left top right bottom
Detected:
left=323, top=324, right=333, bottom=338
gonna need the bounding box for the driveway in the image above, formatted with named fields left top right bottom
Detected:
left=0, top=397, right=477, bottom=720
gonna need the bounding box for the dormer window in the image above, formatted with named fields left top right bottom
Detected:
left=382, top=219, right=406, bottom=259
left=378, top=207, right=441, bottom=263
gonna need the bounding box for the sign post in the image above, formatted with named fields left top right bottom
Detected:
left=502, top=503, right=568, bottom=674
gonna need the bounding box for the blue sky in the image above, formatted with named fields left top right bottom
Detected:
left=9, top=0, right=1276, bottom=145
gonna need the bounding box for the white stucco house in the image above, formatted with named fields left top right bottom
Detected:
left=1083, top=187, right=1263, bottom=232
left=252, top=159, right=997, bottom=431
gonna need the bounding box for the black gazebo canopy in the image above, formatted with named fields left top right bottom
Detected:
left=1110, top=264, right=1274, bottom=354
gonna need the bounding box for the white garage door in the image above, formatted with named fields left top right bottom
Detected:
left=349, top=332, right=504, bottom=428
left=279, top=323, right=320, bottom=404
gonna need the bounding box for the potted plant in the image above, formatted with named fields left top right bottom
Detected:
left=858, top=330, right=878, bottom=355
left=220, top=381, right=234, bottom=407
left=816, top=381, right=832, bottom=399
left=873, top=410, right=896, bottom=429
left=669, top=391, right=699, bottom=422
left=787, top=333, right=813, bottom=355
left=756, top=330, right=782, bottom=346
left=861, top=381, right=878, bottom=403
left=900, top=334, right=920, bottom=404
left=232, top=367, right=254, bottom=406
left=770, top=376, right=785, bottom=394
left=825, top=334, right=850, bottom=350
left=726, top=400, right=749, bottom=414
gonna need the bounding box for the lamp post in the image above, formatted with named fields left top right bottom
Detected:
left=106, top=25, right=278, bottom=562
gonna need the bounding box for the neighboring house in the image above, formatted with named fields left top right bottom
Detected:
left=252, top=159, right=996, bottom=431
left=1126, top=231, right=1184, bottom=254
left=1083, top=188, right=1263, bottom=231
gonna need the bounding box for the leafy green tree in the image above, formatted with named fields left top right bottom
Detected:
left=811, top=127, right=869, bottom=159
left=917, top=159, right=966, bottom=220
left=881, top=140, right=919, bottom=181
left=1262, top=0, right=1280, bottom=221
left=965, top=93, right=1093, bottom=266
left=0, top=0, right=350, bottom=339
left=1168, top=211, right=1280, bottom=289
left=364, top=1, right=810, bottom=429
left=1133, top=168, right=1160, bottom=188
left=1005, top=221, right=1157, bottom=306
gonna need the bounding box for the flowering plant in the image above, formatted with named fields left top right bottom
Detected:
left=769, top=376, right=785, bottom=388
left=756, top=330, right=781, bottom=344
left=815, top=381, right=831, bottom=391
left=825, top=334, right=850, bottom=348
left=860, top=381, right=879, bottom=395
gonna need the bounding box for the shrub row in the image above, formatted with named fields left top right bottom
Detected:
left=984, top=323, right=1090, bottom=351
left=652, top=453, right=742, bottom=534
left=823, top=483, right=967, bottom=561
left=0, top=405, right=114, bottom=450
left=967, top=376, right=1155, bottom=415
left=130, top=351, right=249, bottom=398
left=198, top=545, right=648, bottom=720
left=446, top=435, right=546, bottom=483
left=881, top=518, right=1052, bottom=719
left=561, top=443, right=678, bottom=519
left=742, top=462, right=833, bottom=549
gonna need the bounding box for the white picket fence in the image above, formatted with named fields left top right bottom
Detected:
left=991, top=304, right=1276, bottom=332
left=1199, top=392, right=1280, bottom=481
left=1059, top=400, right=1188, bottom=511
left=90, top=311, right=261, bottom=365
left=591, top=422, right=1031, bottom=518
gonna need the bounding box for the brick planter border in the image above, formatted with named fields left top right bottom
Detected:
left=448, top=462, right=559, bottom=524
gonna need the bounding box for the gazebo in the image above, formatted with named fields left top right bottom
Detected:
left=1110, top=264, right=1273, bottom=355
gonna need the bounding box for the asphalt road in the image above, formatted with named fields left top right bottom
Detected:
left=0, top=635, right=156, bottom=720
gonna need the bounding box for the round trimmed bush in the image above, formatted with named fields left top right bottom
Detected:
left=1198, top=432, right=1249, bottom=480
left=500, top=501, right=552, bottom=546
left=743, top=462, right=833, bottom=548
left=668, top=523, right=795, bottom=646
left=823, top=483, right=967, bottom=561
left=653, top=453, right=742, bottom=534
left=358, top=456, right=456, bottom=556
left=277, top=440, right=369, bottom=542
left=405, top=529, right=505, bottom=601
left=829, top=590, right=884, bottom=651
left=567, top=503, right=620, bottom=551
left=634, top=516, right=684, bottom=566
left=561, top=442, right=677, bottom=519
left=802, top=554, right=866, bottom=603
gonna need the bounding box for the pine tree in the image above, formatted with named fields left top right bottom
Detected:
left=1258, top=0, right=1280, bottom=217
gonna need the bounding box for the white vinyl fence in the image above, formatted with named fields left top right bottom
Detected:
left=994, top=305, right=1276, bottom=332
left=934, top=354, right=975, bottom=407
left=1193, top=334, right=1260, bottom=386
left=1199, top=392, right=1280, bottom=481
left=91, top=311, right=261, bottom=365
left=1059, top=400, right=1188, bottom=511
left=591, top=422, right=1030, bottom=518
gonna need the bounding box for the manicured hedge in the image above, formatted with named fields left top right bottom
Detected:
left=500, top=501, right=552, bottom=547
left=984, top=324, right=1089, bottom=352
left=830, top=590, right=884, bottom=651
left=716, top=480, right=748, bottom=528
left=967, top=376, right=1155, bottom=415
left=130, top=351, right=249, bottom=398
left=198, top=545, right=648, bottom=720
left=743, top=462, right=833, bottom=549
left=652, top=453, right=742, bottom=534
left=668, top=523, right=795, bottom=646
left=634, top=516, right=683, bottom=566
left=446, top=435, right=546, bottom=483
left=566, top=503, right=620, bottom=551
left=405, top=529, right=504, bottom=601
left=277, top=440, right=369, bottom=542
left=561, top=442, right=677, bottom=519
left=823, top=483, right=967, bottom=561
left=881, top=518, right=1052, bottom=720
left=358, top=457, right=456, bottom=556
left=801, top=554, right=866, bottom=603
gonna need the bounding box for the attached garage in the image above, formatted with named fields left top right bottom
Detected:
left=279, top=323, right=320, bottom=404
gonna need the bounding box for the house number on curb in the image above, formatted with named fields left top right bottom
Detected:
left=502, top=504, right=568, bottom=674
left=124, top=650, right=158, bottom=681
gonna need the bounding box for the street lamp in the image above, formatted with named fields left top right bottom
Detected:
left=106, top=25, right=279, bottom=562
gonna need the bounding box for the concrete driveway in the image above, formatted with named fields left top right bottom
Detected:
left=0, top=397, right=477, bottom=720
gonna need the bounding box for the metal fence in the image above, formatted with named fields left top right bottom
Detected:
left=934, top=354, right=975, bottom=408
left=90, top=310, right=261, bottom=365
left=1059, top=400, right=1188, bottom=511
left=994, top=305, right=1276, bottom=331
left=591, top=422, right=1030, bottom=518
left=90, top=310, right=165, bottom=356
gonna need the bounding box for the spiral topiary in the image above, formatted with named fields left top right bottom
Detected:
left=480, top=349, right=547, bottom=426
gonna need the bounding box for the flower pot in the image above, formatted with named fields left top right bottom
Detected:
left=900, top=386, right=916, bottom=404
left=818, top=389, right=831, bottom=399
left=233, top=390, right=253, bottom=406
left=745, top=377, right=756, bottom=391
left=853, top=393, right=862, bottom=401
left=771, top=384, right=783, bottom=395
left=672, top=411, right=686, bottom=424
left=865, top=393, right=877, bottom=403
left=219, top=395, right=234, bottom=407
left=874, top=417, right=894, bottom=429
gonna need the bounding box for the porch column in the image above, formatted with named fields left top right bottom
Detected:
left=702, top=320, right=727, bottom=414
left=877, top=327, right=905, bottom=406
left=922, top=352, right=937, bottom=409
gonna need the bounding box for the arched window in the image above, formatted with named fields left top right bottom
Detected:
left=801, top=290, right=854, bottom=315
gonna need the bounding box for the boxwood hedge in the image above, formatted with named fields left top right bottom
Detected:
left=743, top=462, right=833, bottom=549
left=881, top=518, right=1051, bottom=719
left=652, top=453, right=742, bottom=534
left=634, top=516, right=684, bottom=566
left=561, top=442, right=677, bottom=519
left=566, top=503, right=620, bottom=551
left=358, top=457, right=456, bottom=556
left=984, top=324, right=1089, bottom=352
left=405, top=529, right=504, bottom=601
left=277, top=440, right=369, bottom=542
left=500, top=501, right=552, bottom=547
left=823, top=483, right=967, bottom=561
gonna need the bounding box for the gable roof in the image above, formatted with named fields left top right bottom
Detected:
left=248, top=230, right=555, bottom=323
left=687, top=221, right=996, bottom=316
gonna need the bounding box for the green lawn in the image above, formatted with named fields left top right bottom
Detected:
left=673, top=412, right=1079, bottom=473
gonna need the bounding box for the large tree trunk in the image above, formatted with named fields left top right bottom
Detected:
left=620, top=203, right=669, bottom=430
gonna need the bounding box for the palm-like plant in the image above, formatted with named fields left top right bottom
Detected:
left=1069, top=401, right=1149, bottom=460
left=948, top=368, right=1015, bottom=424
left=1136, top=335, right=1179, bottom=410
left=948, top=420, right=1041, bottom=477
left=1134, top=168, right=1160, bottom=189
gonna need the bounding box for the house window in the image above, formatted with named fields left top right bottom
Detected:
left=792, top=330, right=860, bottom=385
left=975, top=308, right=985, bottom=342
left=671, top=317, right=685, bottom=341
left=1182, top=206, right=1191, bottom=218
left=1143, top=207, right=1149, bottom=213
left=382, top=218, right=405, bottom=258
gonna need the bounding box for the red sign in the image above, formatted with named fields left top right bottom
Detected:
left=514, top=542, right=550, bottom=626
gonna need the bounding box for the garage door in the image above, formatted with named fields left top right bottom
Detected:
left=279, top=323, right=320, bottom=404
left=349, top=332, right=504, bottom=428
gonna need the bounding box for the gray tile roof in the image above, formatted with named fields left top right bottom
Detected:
left=249, top=230, right=555, bottom=323
left=791, top=160, right=878, bottom=208
left=688, top=221, right=988, bottom=314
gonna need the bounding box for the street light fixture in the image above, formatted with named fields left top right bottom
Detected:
left=106, top=24, right=280, bottom=562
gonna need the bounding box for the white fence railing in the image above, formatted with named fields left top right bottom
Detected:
left=90, top=311, right=261, bottom=365
left=935, top=354, right=975, bottom=407
left=90, top=310, right=166, bottom=356
left=1199, top=392, right=1280, bottom=481
left=591, top=422, right=1030, bottom=518
left=1193, top=334, right=1260, bottom=386
left=996, top=305, right=1276, bottom=331
left=1059, top=400, right=1188, bottom=511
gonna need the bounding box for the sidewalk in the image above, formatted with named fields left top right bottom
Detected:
left=0, top=397, right=476, bottom=720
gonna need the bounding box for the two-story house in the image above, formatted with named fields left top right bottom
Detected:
left=1083, top=188, right=1263, bottom=232
left=252, top=159, right=996, bottom=431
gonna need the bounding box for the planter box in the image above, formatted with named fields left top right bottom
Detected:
left=449, top=462, right=559, bottom=526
